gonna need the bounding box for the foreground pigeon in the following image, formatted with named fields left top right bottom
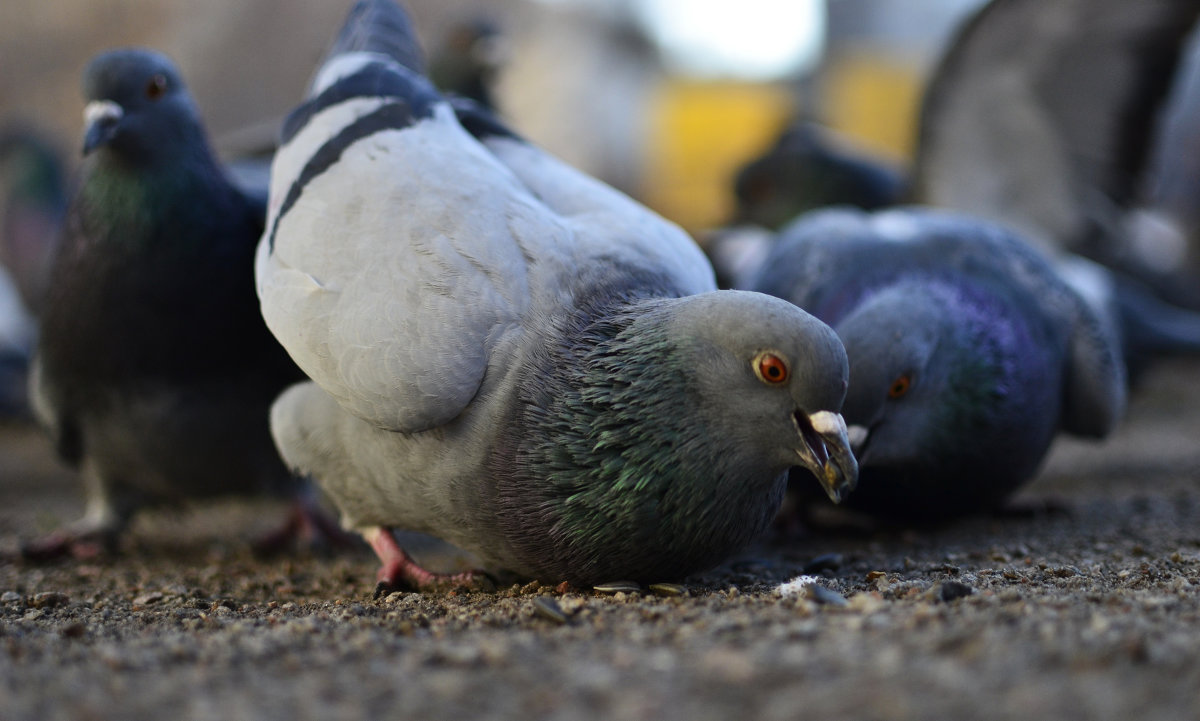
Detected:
left=258, top=0, right=857, bottom=589
left=750, top=207, right=1127, bottom=521
left=24, top=49, right=335, bottom=559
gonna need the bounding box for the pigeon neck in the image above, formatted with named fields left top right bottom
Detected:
left=80, top=145, right=230, bottom=245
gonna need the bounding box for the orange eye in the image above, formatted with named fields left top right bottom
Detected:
left=753, top=351, right=790, bottom=385
left=888, top=374, right=912, bottom=399
left=145, top=74, right=168, bottom=100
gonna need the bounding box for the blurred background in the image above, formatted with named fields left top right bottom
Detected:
left=0, top=0, right=987, bottom=235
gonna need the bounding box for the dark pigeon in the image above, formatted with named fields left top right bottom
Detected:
left=257, top=0, right=857, bottom=590
left=732, top=121, right=905, bottom=232
left=23, top=48, right=339, bottom=560
left=750, top=207, right=1126, bottom=522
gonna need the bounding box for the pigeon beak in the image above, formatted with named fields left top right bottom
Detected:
left=793, top=410, right=859, bottom=504
left=82, top=100, right=124, bottom=155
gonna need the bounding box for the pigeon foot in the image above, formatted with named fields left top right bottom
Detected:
left=20, top=528, right=116, bottom=563
left=253, top=498, right=361, bottom=556
left=366, top=526, right=494, bottom=594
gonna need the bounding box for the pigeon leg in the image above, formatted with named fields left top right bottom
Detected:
left=366, top=526, right=492, bottom=595
left=253, top=493, right=361, bottom=555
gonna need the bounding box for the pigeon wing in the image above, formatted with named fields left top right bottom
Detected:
left=911, top=0, right=1200, bottom=250
left=257, top=59, right=565, bottom=433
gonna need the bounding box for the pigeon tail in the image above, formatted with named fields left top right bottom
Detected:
left=317, top=0, right=424, bottom=85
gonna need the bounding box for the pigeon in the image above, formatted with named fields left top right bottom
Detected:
left=428, top=17, right=506, bottom=111
left=0, top=127, right=63, bottom=415
left=749, top=207, right=1127, bottom=522
left=731, top=121, right=905, bottom=232
left=706, top=122, right=904, bottom=288
left=23, top=48, right=340, bottom=560
left=910, top=0, right=1200, bottom=306
left=0, top=127, right=66, bottom=316
left=257, top=0, right=857, bottom=589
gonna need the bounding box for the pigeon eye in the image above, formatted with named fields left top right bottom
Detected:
left=753, top=351, right=789, bottom=386
left=888, top=374, right=912, bottom=399
left=145, top=74, right=168, bottom=100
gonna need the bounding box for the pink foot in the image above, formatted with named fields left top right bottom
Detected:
left=20, top=529, right=113, bottom=563
left=366, top=527, right=493, bottom=595
left=253, top=499, right=362, bottom=555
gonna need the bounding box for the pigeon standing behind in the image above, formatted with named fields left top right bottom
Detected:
left=258, top=0, right=857, bottom=590
left=428, top=17, right=506, bottom=111
left=911, top=0, right=1200, bottom=305
left=0, top=127, right=66, bottom=316
left=731, top=122, right=905, bottom=232
left=23, top=49, right=332, bottom=559
left=750, top=207, right=1126, bottom=521
left=0, top=128, right=62, bottom=415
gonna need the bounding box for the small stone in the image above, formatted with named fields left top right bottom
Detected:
left=60, top=622, right=88, bottom=639
left=1, top=591, right=21, bottom=604
left=805, top=585, right=849, bottom=607
left=133, top=592, right=164, bottom=606
left=22, top=609, right=44, bottom=621
left=30, top=592, right=69, bottom=609
left=934, top=581, right=975, bottom=603
left=801, top=554, right=843, bottom=574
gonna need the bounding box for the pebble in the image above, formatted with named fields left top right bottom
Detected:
left=2, top=591, right=23, bottom=604
left=806, top=585, right=849, bottom=607
left=30, top=592, right=69, bottom=609
left=801, top=553, right=843, bottom=574
left=934, top=581, right=975, bottom=603
left=133, top=592, right=164, bottom=606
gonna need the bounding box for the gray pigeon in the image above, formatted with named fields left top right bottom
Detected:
left=750, top=207, right=1126, bottom=521
left=258, top=0, right=857, bottom=589
left=911, top=0, right=1200, bottom=306
left=23, top=49, right=339, bottom=560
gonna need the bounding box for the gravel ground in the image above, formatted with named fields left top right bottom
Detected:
left=2, top=360, right=1200, bottom=721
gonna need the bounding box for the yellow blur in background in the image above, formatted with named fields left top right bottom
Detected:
left=642, top=54, right=923, bottom=234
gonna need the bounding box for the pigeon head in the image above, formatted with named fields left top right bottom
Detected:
left=831, top=278, right=1060, bottom=517
left=501, top=289, right=858, bottom=582
left=665, top=290, right=858, bottom=503
left=79, top=49, right=204, bottom=164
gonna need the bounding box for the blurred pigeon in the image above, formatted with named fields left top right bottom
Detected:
left=707, top=122, right=904, bottom=288
left=0, top=127, right=63, bottom=415
left=258, top=0, right=857, bottom=590
left=23, top=49, right=340, bottom=560
left=0, top=127, right=66, bottom=315
left=428, top=17, right=506, bottom=110
left=750, top=207, right=1126, bottom=521
left=911, top=0, right=1200, bottom=306
left=732, top=122, right=905, bottom=231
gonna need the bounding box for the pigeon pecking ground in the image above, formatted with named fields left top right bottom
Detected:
left=1, top=358, right=1199, bottom=721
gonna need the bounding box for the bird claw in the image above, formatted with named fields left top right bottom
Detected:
left=19, top=530, right=115, bottom=563
left=373, top=568, right=495, bottom=596
left=365, top=526, right=495, bottom=594
left=252, top=500, right=361, bottom=556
